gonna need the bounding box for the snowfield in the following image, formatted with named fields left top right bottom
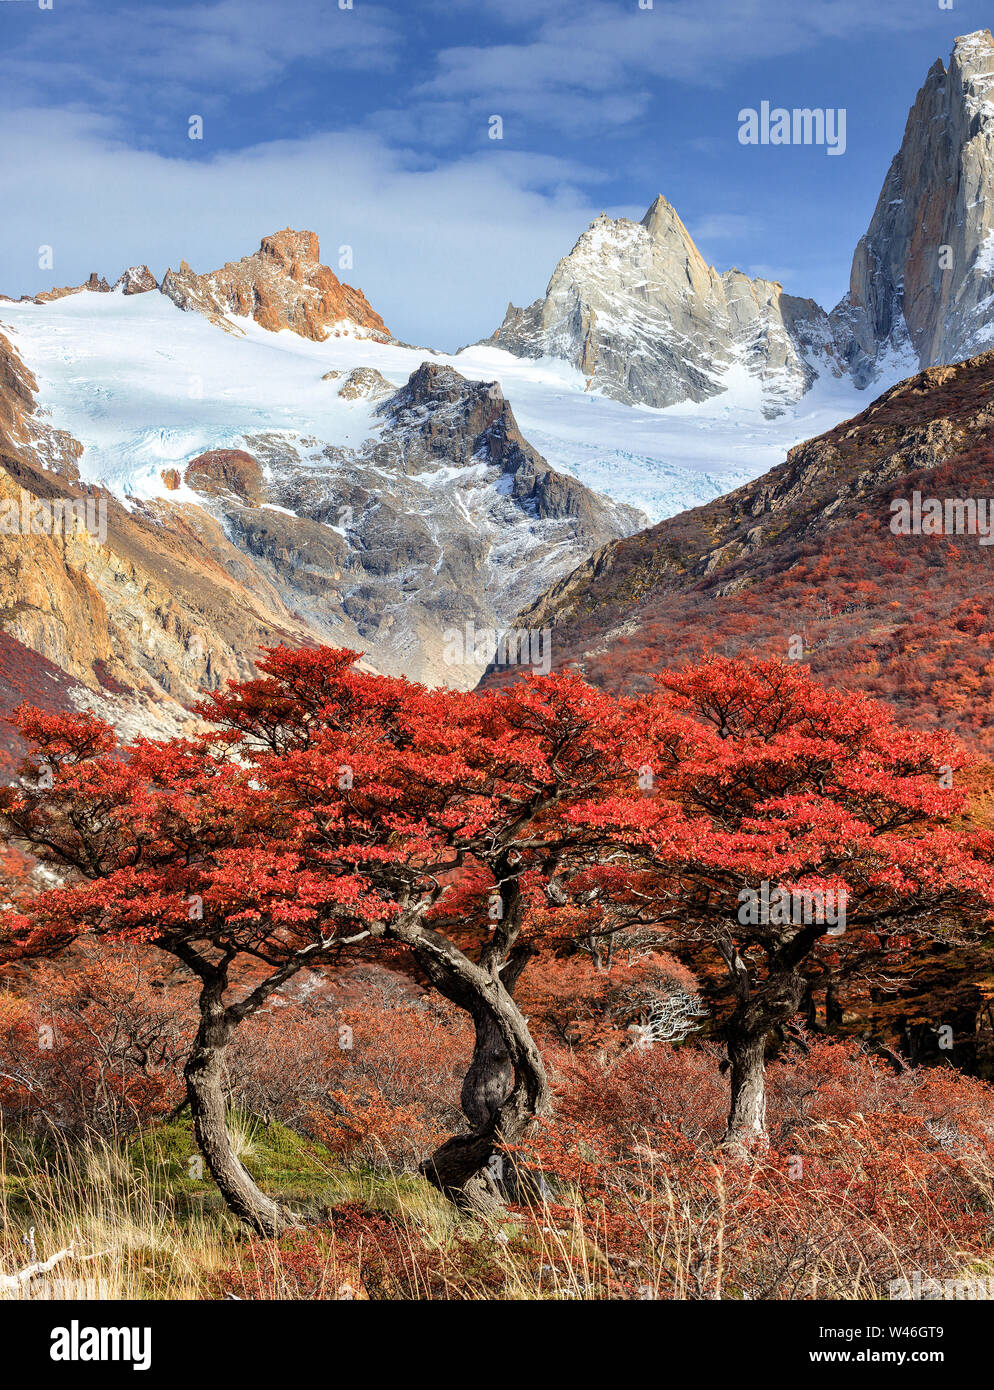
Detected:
left=1, top=289, right=906, bottom=523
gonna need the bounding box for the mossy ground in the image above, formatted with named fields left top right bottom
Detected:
left=0, top=1114, right=480, bottom=1299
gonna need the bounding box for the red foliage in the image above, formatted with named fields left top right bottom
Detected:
left=524, top=1034, right=994, bottom=1298
left=0, top=945, right=190, bottom=1134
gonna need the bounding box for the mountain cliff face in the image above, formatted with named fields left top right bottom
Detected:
left=182, top=362, right=642, bottom=688
left=833, top=30, right=994, bottom=385
left=484, top=195, right=837, bottom=417
left=0, top=329, right=320, bottom=720
left=487, top=347, right=994, bottom=752
left=160, top=229, right=390, bottom=341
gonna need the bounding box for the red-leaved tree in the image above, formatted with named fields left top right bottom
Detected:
left=5, top=648, right=993, bottom=1231
left=0, top=648, right=637, bottom=1226
left=564, top=656, right=994, bottom=1151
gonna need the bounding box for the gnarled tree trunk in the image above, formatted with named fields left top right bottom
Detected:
left=723, top=1023, right=769, bottom=1155
left=721, top=956, right=810, bottom=1156
left=401, top=927, right=551, bottom=1213
left=184, top=975, right=298, bottom=1238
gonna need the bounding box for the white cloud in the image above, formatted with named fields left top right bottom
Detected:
left=3, top=0, right=401, bottom=112
left=0, top=109, right=614, bottom=349
left=421, top=0, right=939, bottom=121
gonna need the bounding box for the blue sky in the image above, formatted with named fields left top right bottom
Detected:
left=0, top=0, right=990, bottom=348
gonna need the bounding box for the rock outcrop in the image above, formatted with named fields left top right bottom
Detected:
left=114, top=265, right=159, bottom=295
left=184, top=449, right=265, bottom=506
left=182, top=362, right=643, bottom=688
left=34, top=272, right=112, bottom=303
left=160, top=229, right=390, bottom=341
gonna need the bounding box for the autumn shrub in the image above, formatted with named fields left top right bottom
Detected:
left=0, top=946, right=189, bottom=1136
left=523, top=1035, right=994, bottom=1299
left=230, top=969, right=470, bottom=1170
left=0, top=945, right=468, bottom=1170
left=221, top=1202, right=590, bottom=1301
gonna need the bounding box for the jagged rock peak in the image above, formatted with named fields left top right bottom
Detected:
left=639, top=193, right=697, bottom=247
left=483, top=196, right=835, bottom=416
left=34, top=273, right=112, bottom=303
left=114, top=265, right=159, bottom=295
left=378, top=362, right=513, bottom=451
left=832, top=30, right=994, bottom=385
left=384, top=360, right=491, bottom=411
left=160, top=229, right=390, bottom=342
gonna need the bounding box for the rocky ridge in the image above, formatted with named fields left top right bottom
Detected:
left=181, top=362, right=643, bottom=689
left=160, top=229, right=390, bottom=341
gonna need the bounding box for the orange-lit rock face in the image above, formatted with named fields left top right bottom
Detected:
left=184, top=449, right=265, bottom=506
left=161, top=229, right=390, bottom=342
left=0, top=329, right=37, bottom=455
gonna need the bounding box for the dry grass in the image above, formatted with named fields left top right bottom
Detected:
left=3, top=1115, right=993, bottom=1300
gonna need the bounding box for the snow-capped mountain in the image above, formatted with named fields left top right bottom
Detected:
left=0, top=250, right=641, bottom=703
left=486, top=31, right=994, bottom=413
left=0, top=266, right=880, bottom=713
left=484, top=194, right=839, bottom=419
left=172, top=361, right=642, bottom=687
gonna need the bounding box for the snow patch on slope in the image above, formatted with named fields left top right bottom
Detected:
left=1, top=290, right=905, bottom=525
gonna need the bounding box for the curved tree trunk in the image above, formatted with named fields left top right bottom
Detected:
left=403, top=928, right=551, bottom=1213
left=461, top=1000, right=514, bottom=1130
left=419, top=982, right=550, bottom=1211
left=184, top=980, right=298, bottom=1238
left=420, top=992, right=550, bottom=1211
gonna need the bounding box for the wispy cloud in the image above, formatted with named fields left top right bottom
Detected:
left=421, top=0, right=939, bottom=123
left=2, top=0, right=401, bottom=115
left=0, top=108, right=610, bottom=349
